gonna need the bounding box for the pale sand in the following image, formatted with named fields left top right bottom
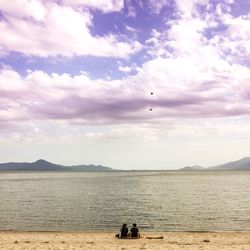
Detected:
left=0, top=231, right=250, bottom=250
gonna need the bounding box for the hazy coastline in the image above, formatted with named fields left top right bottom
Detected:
left=1, top=157, right=250, bottom=171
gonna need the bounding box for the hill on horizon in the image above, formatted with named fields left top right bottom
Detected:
left=1, top=157, right=250, bottom=172
left=0, top=159, right=113, bottom=172
left=180, top=157, right=250, bottom=171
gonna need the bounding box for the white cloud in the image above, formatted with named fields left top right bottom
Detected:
left=125, top=0, right=137, bottom=17
left=0, top=0, right=46, bottom=21
left=62, top=0, right=124, bottom=13
left=125, top=24, right=139, bottom=33
left=118, top=65, right=132, bottom=73
left=147, top=0, right=169, bottom=14
left=1, top=0, right=249, bottom=129
left=0, top=0, right=141, bottom=58
left=0, top=45, right=250, bottom=127
left=212, top=14, right=250, bottom=63
left=174, top=0, right=209, bottom=18
left=84, top=125, right=159, bottom=142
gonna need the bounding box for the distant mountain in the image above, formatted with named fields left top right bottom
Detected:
left=70, top=164, right=113, bottom=171
left=180, top=157, right=250, bottom=171
left=0, top=159, right=113, bottom=172
left=208, top=157, right=250, bottom=170
left=180, top=165, right=204, bottom=171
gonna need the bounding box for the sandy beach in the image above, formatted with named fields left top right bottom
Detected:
left=0, top=231, right=249, bottom=250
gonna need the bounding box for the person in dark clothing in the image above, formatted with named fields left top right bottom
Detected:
left=130, top=223, right=139, bottom=238
left=120, top=224, right=129, bottom=238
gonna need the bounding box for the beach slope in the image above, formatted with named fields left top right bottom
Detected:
left=0, top=231, right=250, bottom=249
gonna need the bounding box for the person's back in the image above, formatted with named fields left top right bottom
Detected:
left=120, top=224, right=128, bottom=238
left=130, top=223, right=139, bottom=238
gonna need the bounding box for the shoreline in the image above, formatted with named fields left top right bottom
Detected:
left=1, top=230, right=250, bottom=233
left=1, top=231, right=250, bottom=249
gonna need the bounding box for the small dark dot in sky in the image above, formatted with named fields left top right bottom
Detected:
left=151, top=92, right=153, bottom=95
left=149, top=108, right=152, bottom=111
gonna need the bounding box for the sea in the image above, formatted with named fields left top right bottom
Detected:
left=0, top=171, right=249, bottom=232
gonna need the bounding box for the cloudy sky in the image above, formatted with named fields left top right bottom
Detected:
left=0, top=0, right=250, bottom=169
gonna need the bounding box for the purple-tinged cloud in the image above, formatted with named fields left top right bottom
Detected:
left=0, top=61, right=250, bottom=127
left=0, top=0, right=249, bottom=128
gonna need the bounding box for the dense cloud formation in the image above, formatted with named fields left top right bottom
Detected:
left=0, top=58, right=249, bottom=126
left=0, top=0, right=250, bottom=142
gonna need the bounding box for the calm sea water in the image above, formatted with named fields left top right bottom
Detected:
left=0, top=171, right=249, bottom=232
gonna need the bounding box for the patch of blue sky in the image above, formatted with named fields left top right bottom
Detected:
left=1, top=52, right=133, bottom=79
left=89, top=2, right=173, bottom=44
left=1, top=52, right=78, bottom=76
left=208, top=0, right=249, bottom=17
left=230, top=0, right=250, bottom=17
left=203, top=22, right=229, bottom=40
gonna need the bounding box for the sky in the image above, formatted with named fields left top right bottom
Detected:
left=0, top=0, right=250, bottom=170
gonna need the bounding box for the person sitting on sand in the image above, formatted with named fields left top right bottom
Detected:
left=130, top=223, right=139, bottom=238
left=119, top=224, right=129, bottom=238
